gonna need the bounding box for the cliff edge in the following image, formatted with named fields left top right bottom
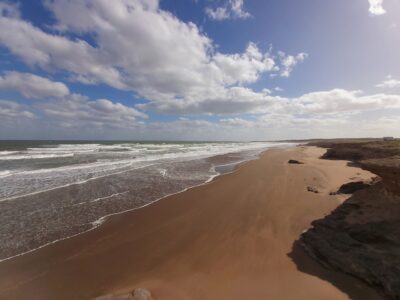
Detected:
left=299, top=140, right=400, bottom=300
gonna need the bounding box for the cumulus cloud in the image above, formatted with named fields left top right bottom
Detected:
left=0, top=96, right=147, bottom=139
left=205, top=0, right=251, bottom=21
left=205, top=6, right=230, bottom=21
left=136, top=110, right=400, bottom=141
left=213, top=42, right=276, bottom=84
left=2, top=87, right=400, bottom=140
left=0, top=0, right=306, bottom=113
left=278, top=52, right=308, bottom=77
left=0, top=15, right=125, bottom=89
left=38, top=94, right=147, bottom=129
left=280, top=89, right=400, bottom=115
left=138, top=86, right=280, bottom=115
left=0, top=70, right=147, bottom=129
left=376, top=75, right=400, bottom=89
left=369, top=0, right=386, bottom=15
left=0, top=0, right=307, bottom=116
left=1, top=0, right=214, bottom=96
left=0, top=99, right=35, bottom=119
left=356, top=116, right=400, bottom=136
left=0, top=70, right=146, bottom=130
left=0, top=99, right=37, bottom=138
left=3, top=0, right=396, bottom=140
left=0, top=72, right=70, bottom=99
left=140, top=86, right=400, bottom=117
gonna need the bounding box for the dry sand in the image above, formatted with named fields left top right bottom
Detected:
left=0, top=146, right=383, bottom=300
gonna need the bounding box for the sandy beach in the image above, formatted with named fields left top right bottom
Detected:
left=0, top=146, right=383, bottom=300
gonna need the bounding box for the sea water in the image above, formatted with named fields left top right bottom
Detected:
left=0, top=141, right=293, bottom=260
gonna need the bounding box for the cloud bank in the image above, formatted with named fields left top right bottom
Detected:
left=1, top=71, right=400, bottom=140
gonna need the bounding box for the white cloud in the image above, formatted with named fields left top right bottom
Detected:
left=230, top=0, right=251, bottom=18
left=205, top=0, right=251, bottom=21
left=0, top=16, right=126, bottom=89
left=0, top=0, right=307, bottom=116
left=0, top=70, right=147, bottom=130
left=135, top=110, right=400, bottom=141
left=205, top=6, right=230, bottom=21
left=0, top=96, right=147, bottom=139
left=1, top=69, right=399, bottom=138
left=355, top=115, right=400, bottom=136
left=0, top=1, right=398, bottom=140
left=0, top=99, right=147, bottom=140
left=376, top=75, right=400, bottom=89
left=283, top=89, right=400, bottom=115
left=138, top=86, right=280, bottom=115
left=2, top=87, right=400, bottom=140
left=0, top=72, right=70, bottom=99
left=0, top=71, right=147, bottom=130
left=262, top=88, right=272, bottom=95
left=0, top=99, right=35, bottom=119
left=37, top=0, right=214, bottom=96
left=140, top=87, right=400, bottom=116
left=369, top=0, right=386, bottom=15
left=38, top=94, right=146, bottom=130
left=213, top=42, right=275, bottom=84
left=279, top=52, right=308, bottom=77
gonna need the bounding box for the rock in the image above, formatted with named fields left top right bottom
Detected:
left=94, top=294, right=134, bottom=300
left=288, top=159, right=304, bottom=164
left=132, top=288, right=152, bottom=300
left=336, top=181, right=371, bottom=194
left=300, top=183, right=400, bottom=300
left=362, top=160, right=400, bottom=194
left=307, top=186, right=319, bottom=193
left=299, top=140, right=400, bottom=299
left=94, top=288, right=152, bottom=300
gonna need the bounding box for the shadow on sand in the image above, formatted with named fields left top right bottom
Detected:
left=288, top=240, right=383, bottom=300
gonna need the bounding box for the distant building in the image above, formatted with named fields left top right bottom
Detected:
left=383, top=137, right=394, bottom=141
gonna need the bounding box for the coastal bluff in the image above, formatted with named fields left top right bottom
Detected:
left=299, top=140, right=400, bottom=300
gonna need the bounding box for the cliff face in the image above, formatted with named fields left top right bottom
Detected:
left=315, top=141, right=400, bottom=160
left=300, top=141, right=400, bottom=300
left=301, top=183, right=400, bottom=299
left=362, top=159, right=400, bottom=195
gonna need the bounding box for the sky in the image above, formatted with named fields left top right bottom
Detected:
left=0, top=0, right=399, bottom=141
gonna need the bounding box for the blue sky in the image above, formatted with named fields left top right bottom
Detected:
left=0, top=0, right=399, bottom=140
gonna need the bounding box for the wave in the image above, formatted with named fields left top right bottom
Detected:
left=0, top=151, right=19, bottom=156
left=0, top=153, right=74, bottom=160
left=0, top=163, right=223, bottom=263
left=0, top=142, right=294, bottom=201
left=0, top=170, right=12, bottom=178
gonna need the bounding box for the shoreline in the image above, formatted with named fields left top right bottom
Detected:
left=0, top=146, right=278, bottom=263
left=0, top=146, right=383, bottom=300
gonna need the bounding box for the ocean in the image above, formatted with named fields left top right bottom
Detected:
left=0, top=140, right=293, bottom=260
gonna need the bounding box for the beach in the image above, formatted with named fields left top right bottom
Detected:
left=0, top=146, right=383, bottom=300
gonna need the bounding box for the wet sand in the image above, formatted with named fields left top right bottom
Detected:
left=0, top=146, right=383, bottom=300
